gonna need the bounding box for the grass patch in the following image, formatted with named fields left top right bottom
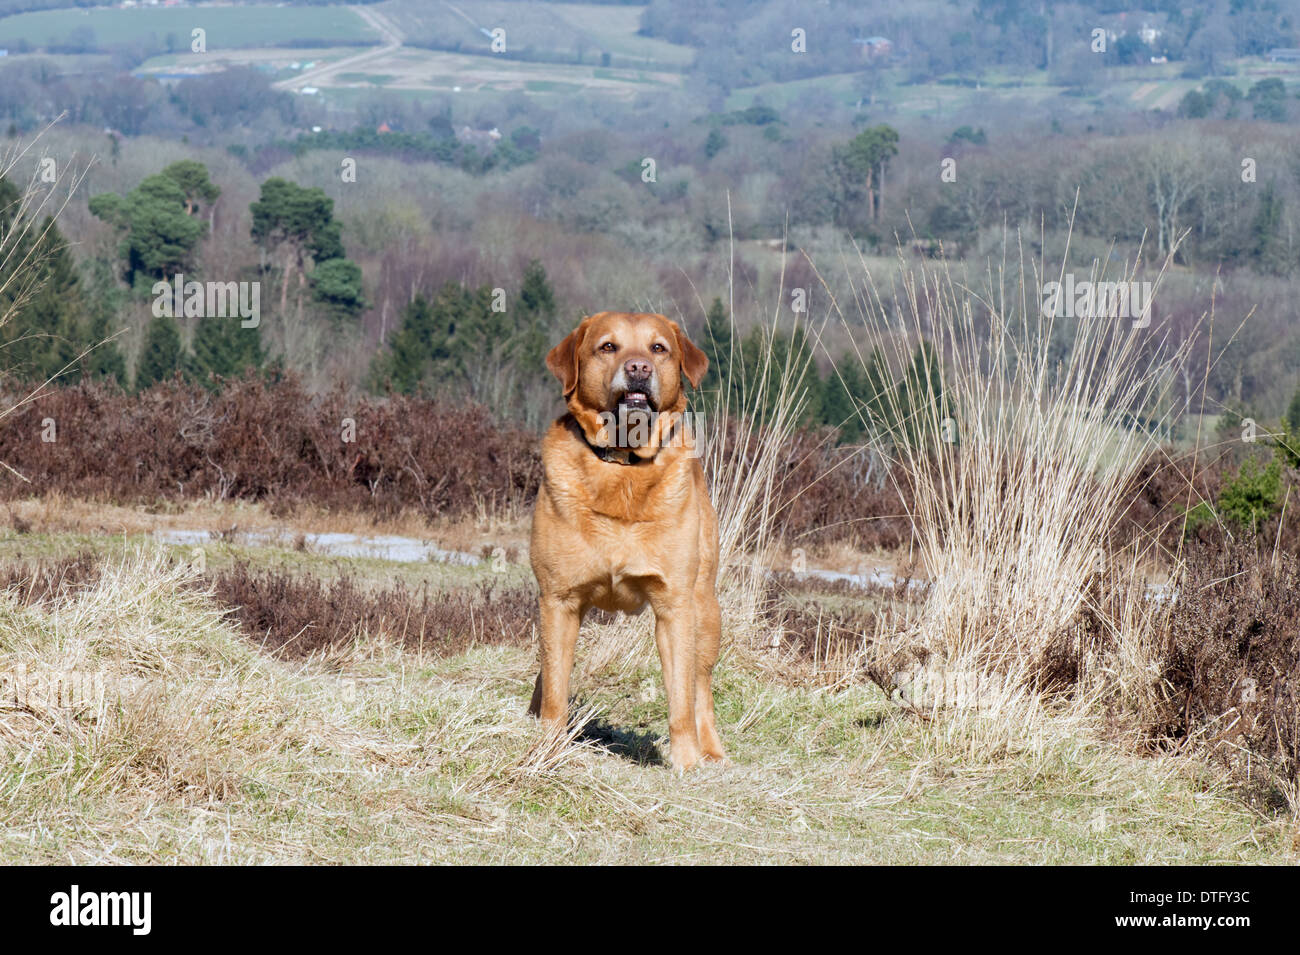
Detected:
left=0, top=548, right=1288, bottom=863
left=0, top=5, right=376, bottom=51
left=336, top=73, right=397, bottom=85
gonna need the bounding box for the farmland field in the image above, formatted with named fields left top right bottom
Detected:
left=0, top=4, right=376, bottom=50
left=374, top=0, right=695, bottom=69
left=264, top=48, right=683, bottom=98
left=113, top=3, right=687, bottom=99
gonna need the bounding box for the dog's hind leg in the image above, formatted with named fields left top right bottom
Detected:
left=693, top=582, right=726, bottom=762
left=527, top=672, right=544, bottom=717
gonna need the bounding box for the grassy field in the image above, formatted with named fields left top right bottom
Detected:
left=0, top=518, right=1291, bottom=864
left=723, top=57, right=1300, bottom=123
left=545, top=2, right=695, bottom=68
left=135, top=43, right=683, bottom=99
left=0, top=4, right=375, bottom=50
left=135, top=45, right=360, bottom=69
left=374, top=0, right=695, bottom=69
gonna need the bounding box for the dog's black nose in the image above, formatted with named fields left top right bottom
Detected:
left=624, top=357, right=652, bottom=378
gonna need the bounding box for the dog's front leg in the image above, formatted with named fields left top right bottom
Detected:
left=529, top=595, right=581, bottom=726
left=650, top=593, right=702, bottom=772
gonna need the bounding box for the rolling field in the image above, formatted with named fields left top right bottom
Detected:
left=112, top=1, right=687, bottom=100
left=0, top=4, right=375, bottom=50
left=132, top=46, right=362, bottom=84
left=374, top=0, right=695, bottom=69
left=138, top=45, right=683, bottom=98
left=12, top=3, right=1294, bottom=118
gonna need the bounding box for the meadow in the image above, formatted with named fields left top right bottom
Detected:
left=0, top=507, right=1290, bottom=864
left=0, top=4, right=375, bottom=51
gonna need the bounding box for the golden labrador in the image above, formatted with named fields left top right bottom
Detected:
left=527, top=311, right=724, bottom=771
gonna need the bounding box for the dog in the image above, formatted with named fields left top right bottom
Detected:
left=527, top=311, right=725, bottom=771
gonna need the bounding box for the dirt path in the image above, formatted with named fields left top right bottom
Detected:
left=273, top=4, right=404, bottom=91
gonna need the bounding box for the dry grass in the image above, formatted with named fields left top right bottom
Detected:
left=792, top=232, right=1300, bottom=815
left=0, top=547, right=1290, bottom=863
left=2, top=494, right=532, bottom=559
left=802, top=235, right=1192, bottom=750
left=842, top=239, right=1184, bottom=660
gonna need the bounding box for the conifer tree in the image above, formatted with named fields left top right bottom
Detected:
left=187, top=315, right=263, bottom=385
left=513, top=260, right=557, bottom=376
left=136, top=314, right=182, bottom=389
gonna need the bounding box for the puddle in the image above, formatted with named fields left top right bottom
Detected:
left=152, top=527, right=1174, bottom=600
left=786, top=566, right=924, bottom=590
left=153, top=528, right=479, bottom=565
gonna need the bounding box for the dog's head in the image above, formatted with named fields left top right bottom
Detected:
left=546, top=311, right=708, bottom=418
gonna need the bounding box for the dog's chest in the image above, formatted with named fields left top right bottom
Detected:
left=546, top=464, right=699, bottom=606
left=580, top=462, right=687, bottom=523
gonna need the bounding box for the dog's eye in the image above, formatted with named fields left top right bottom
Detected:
left=651, top=343, right=667, bottom=354
left=600, top=342, right=617, bottom=353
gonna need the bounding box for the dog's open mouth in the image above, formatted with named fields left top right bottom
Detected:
left=617, top=387, right=655, bottom=412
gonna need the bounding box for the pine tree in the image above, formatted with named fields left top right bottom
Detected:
left=89, top=172, right=206, bottom=282
left=81, top=304, right=128, bottom=385
left=1251, top=184, right=1286, bottom=273
left=370, top=294, right=442, bottom=394
left=704, top=128, right=727, bottom=159
left=188, top=315, right=263, bottom=385
left=700, top=297, right=734, bottom=411
left=737, top=323, right=821, bottom=425
left=518, top=260, right=556, bottom=320
left=425, top=281, right=466, bottom=388
left=821, top=354, right=871, bottom=442
left=789, top=326, right=822, bottom=426
left=0, top=211, right=96, bottom=383
left=79, top=259, right=128, bottom=385
left=17, top=218, right=82, bottom=381
left=861, top=348, right=890, bottom=433
left=514, top=261, right=557, bottom=377
left=703, top=298, right=731, bottom=381
left=0, top=184, right=130, bottom=387
left=897, top=341, right=945, bottom=445
left=136, top=314, right=182, bottom=389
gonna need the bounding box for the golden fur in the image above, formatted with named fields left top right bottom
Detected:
left=527, top=311, right=724, bottom=771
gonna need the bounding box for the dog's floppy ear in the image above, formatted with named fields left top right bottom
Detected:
left=671, top=321, right=709, bottom=389
left=546, top=317, right=591, bottom=396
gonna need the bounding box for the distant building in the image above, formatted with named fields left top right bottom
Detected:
left=854, top=36, right=893, bottom=61
left=455, top=126, right=502, bottom=147
left=1268, top=48, right=1300, bottom=62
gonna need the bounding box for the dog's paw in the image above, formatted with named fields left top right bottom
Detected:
left=669, top=744, right=702, bottom=773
